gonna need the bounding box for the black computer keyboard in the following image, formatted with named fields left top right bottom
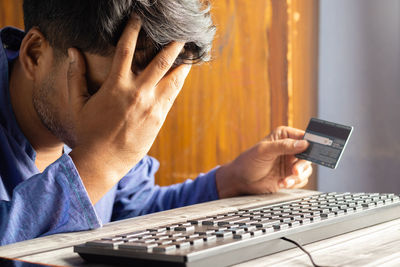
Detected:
left=74, top=192, right=400, bottom=266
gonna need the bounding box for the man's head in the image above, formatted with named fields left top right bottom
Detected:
left=17, top=0, right=215, bottom=147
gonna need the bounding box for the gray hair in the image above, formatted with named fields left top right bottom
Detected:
left=23, top=0, right=216, bottom=67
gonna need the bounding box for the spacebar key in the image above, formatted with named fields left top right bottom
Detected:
left=119, top=242, right=158, bottom=251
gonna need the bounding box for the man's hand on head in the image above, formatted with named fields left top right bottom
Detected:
left=66, top=15, right=191, bottom=204
left=215, top=126, right=313, bottom=198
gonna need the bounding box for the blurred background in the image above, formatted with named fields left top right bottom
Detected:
left=318, top=0, right=400, bottom=193
left=1, top=0, right=398, bottom=193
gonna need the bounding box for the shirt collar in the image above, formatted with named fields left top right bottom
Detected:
left=0, top=27, right=36, bottom=159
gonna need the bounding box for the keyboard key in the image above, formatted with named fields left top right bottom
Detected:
left=175, top=225, right=195, bottom=232
left=237, top=220, right=260, bottom=226
left=354, top=206, right=363, bottom=212
left=206, top=226, right=227, bottom=231
left=154, top=235, right=169, bottom=241
left=86, top=240, right=124, bottom=248
left=288, top=214, right=303, bottom=220
left=229, top=228, right=245, bottom=234
left=156, top=240, right=173, bottom=245
left=279, top=217, right=292, bottom=223
left=335, top=210, right=345, bottom=216
left=299, top=218, right=311, bottom=224
left=147, top=227, right=167, bottom=233
left=154, top=232, right=169, bottom=236
left=185, top=233, right=200, bottom=239
left=251, top=220, right=279, bottom=228
left=317, top=208, right=330, bottom=213
left=203, top=215, right=240, bottom=225
left=172, top=241, right=190, bottom=249
left=136, top=238, right=156, bottom=244
left=214, top=231, right=233, bottom=238
left=308, top=216, right=321, bottom=222
left=344, top=208, right=355, bottom=214
left=117, top=230, right=150, bottom=238
left=239, top=225, right=257, bottom=232
left=101, top=236, right=123, bottom=241
left=166, top=224, right=180, bottom=230
left=261, top=227, right=274, bottom=233
left=187, top=237, right=204, bottom=245
left=233, top=233, right=251, bottom=239
left=273, top=223, right=289, bottom=230
left=123, top=237, right=139, bottom=242
left=188, top=217, right=210, bottom=225
left=203, top=235, right=217, bottom=242
left=362, top=203, right=375, bottom=208
left=217, top=217, right=251, bottom=226
left=169, top=233, right=183, bottom=238
left=171, top=237, right=186, bottom=242
left=153, top=244, right=176, bottom=252
left=196, top=230, right=216, bottom=236
left=321, top=213, right=335, bottom=219
left=119, top=242, right=158, bottom=251
left=250, top=230, right=263, bottom=236
left=289, top=221, right=300, bottom=227
left=241, top=214, right=262, bottom=220
left=139, top=234, right=153, bottom=240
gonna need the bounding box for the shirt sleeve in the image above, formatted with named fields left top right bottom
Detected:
left=111, top=155, right=220, bottom=220
left=0, top=154, right=101, bottom=246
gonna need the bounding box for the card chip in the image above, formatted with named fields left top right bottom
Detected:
left=296, top=118, right=353, bottom=169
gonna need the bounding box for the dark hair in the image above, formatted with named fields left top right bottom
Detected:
left=22, top=0, right=215, bottom=68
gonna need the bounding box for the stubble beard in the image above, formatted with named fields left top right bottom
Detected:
left=32, top=73, right=76, bottom=148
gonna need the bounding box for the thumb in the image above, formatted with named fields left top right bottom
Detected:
left=67, top=48, right=88, bottom=108
left=266, top=139, right=309, bottom=156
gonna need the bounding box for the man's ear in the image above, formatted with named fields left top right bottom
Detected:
left=18, top=28, right=52, bottom=81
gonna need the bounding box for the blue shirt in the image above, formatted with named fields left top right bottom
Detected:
left=0, top=27, right=219, bottom=246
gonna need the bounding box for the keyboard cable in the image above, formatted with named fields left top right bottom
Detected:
left=281, top=237, right=330, bottom=267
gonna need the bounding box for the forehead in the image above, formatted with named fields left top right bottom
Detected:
left=82, top=44, right=159, bottom=92
left=83, top=52, right=114, bottom=90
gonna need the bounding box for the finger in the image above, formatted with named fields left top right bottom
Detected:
left=267, top=126, right=305, bottom=141
left=291, top=164, right=313, bottom=187
left=260, top=139, right=309, bottom=158
left=293, top=165, right=313, bottom=188
left=292, top=159, right=312, bottom=176
left=284, top=126, right=306, bottom=140
left=110, top=14, right=141, bottom=79
left=137, top=42, right=185, bottom=89
left=67, top=48, right=88, bottom=108
left=279, top=177, right=296, bottom=188
left=156, top=63, right=191, bottom=108
left=280, top=163, right=312, bottom=188
left=293, top=177, right=309, bottom=189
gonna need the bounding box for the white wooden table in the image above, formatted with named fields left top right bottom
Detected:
left=1, top=189, right=400, bottom=267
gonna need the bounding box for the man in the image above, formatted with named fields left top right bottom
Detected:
left=0, top=0, right=312, bottom=245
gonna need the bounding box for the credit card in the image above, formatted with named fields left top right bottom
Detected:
left=296, top=118, right=353, bottom=169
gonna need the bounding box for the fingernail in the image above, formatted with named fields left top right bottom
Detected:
left=294, top=140, right=308, bottom=148
left=279, top=181, right=285, bottom=188
left=296, top=164, right=305, bottom=174
left=286, top=179, right=295, bottom=187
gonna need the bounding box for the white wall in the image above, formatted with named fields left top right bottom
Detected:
left=318, top=0, right=400, bottom=193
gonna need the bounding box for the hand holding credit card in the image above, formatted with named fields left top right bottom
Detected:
left=296, top=118, right=353, bottom=169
